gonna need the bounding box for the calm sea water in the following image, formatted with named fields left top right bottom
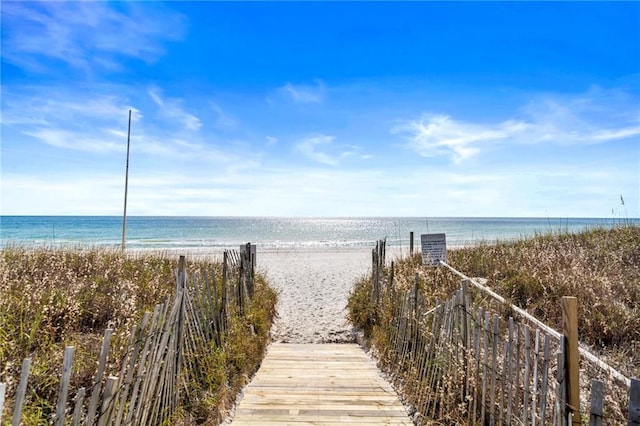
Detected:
left=0, top=216, right=634, bottom=250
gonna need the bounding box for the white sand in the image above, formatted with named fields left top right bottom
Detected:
left=258, top=246, right=408, bottom=343
left=257, top=248, right=373, bottom=343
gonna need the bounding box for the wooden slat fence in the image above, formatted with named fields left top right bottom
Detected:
left=369, top=239, right=639, bottom=425
left=0, top=245, right=256, bottom=425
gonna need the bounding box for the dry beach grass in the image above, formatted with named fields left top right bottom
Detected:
left=348, top=225, right=640, bottom=422
left=0, top=246, right=276, bottom=424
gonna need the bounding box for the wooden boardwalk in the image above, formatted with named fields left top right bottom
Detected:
left=231, top=343, right=412, bottom=425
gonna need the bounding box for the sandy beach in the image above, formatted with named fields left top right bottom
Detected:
left=257, top=248, right=372, bottom=343
left=258, top=246, right=408, bottom=343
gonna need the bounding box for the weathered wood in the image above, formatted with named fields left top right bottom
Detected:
left=589, top=379, right=604, bottom=426
left=630, top=378, right=640, bottom=425
left=440, top=261, right=630, bottom=387
left=86, top=328, right=113, bottom=425
left=540, top=334, right=551, bottom=423
left=481, top=310, right=489, bottom=423
left=532, top=329, right=541, bottom=426
left=410, top=231, right=414, bottom=255
left=54, top=346, right=74, bottom=426
left=12, top=358, right=31, bottom=426
left=97, top=376, right=119, bottom=426
left=71, top=387, right=85, bottom=426
left=0, top=382, right=6, bottom=424
left=523, top=325, right=532, bottom=425
left=232, top=344, right=411, bottom=424
left=489, top=314, right=499, bottom=426
left=562, top=296, right=580, bottom=425
left=506, top=317, right=515, bottom=424
left=557, top=338, right=567, bottom=426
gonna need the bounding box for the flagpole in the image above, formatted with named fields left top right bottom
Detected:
left=122, top=109, right=132, bottom=250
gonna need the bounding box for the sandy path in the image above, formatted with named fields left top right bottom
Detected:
left=257, top=248, right=374, bottom=343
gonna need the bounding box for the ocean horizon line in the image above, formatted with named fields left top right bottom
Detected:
left=2, top=214, right=636, bottom=220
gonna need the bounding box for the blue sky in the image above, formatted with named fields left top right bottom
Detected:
left=1, top=1, right=638, bottom=217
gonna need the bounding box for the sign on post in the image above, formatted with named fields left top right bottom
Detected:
left=420, top=233, right=447, bottom=267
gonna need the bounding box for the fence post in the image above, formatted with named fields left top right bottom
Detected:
left=176, top=255, right=187, bottom=408
left=630, top=378, right=640, bottom=425
left=238, top=251, right=245, bottom=316
left=557, top=338, right=567, bottom=426
left=410, top=231, right=414, bottom=256
left=589, top=379, right=604, bottom=426
left=54, top=346, right=75, bottom=426
left=86, top=328, right=113, bottom=425
left=562, top=296, right=580, bottom=425
left=413, top=273, right=419, bottom=316
left=178, top=255, right=186, bottom=290
left=11, top=358, right=31, bottom=426
left=0, top=382, right=6, bottom=424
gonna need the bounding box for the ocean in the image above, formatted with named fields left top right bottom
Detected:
left=0, top=216, right=633, bottom=251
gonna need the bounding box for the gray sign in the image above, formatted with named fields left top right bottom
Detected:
left=420, top=233, right=447, bottom=267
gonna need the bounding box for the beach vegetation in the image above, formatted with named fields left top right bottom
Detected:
left=0, top=245, right=277, bottom=424
left=348, top=225, right=640, bottom=418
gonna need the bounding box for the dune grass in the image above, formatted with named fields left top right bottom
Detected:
left=349, top=225, right=640, bottom=380
left=0, top=245, right=277, bottom=425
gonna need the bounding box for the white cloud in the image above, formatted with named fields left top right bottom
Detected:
left=1, top=2, right=186, bottom=73
left=147, top=88, right=202, bottom=131
left=295, top=135, right=339, bottom=166
left=23, top=128, right=123, bottom=153
left=392, top=114, right=523, bottom=163
left=294, top=134, right=361, bottom=166
left=279, top=80, right=325, bottom=104
left=395, top=89, right=640, bottom=162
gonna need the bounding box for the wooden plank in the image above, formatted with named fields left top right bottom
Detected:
left=232, top=344, right=411, bottom=425
left=54, top=346, right=74, bottom=426
left=86, top=328, right=113, bottom=425
left=589, top=379, right=604, bottom=426
left=0, top=382, right=6, bottom=424
left=12, top=358, right=31, bottom=426
left=71, top=387, right=85, bottom=426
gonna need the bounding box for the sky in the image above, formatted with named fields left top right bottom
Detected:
left=1, top=1, right=639, bottom=217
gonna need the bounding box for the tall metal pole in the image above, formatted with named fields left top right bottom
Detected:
left=121, top=110, right=132, bottom=250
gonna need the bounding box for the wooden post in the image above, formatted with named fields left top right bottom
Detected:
left=589, top=379, right=604, bottom=426
left=86, top=329, right=113, bottom=425
left=629, top=378, right=640, bottom=425
left=71, top=388, right=85, bottom=426
left=562, top=296, right=580, bottom=425
left=55, top=346, right=75, bottom=426
left=410, top=231, right=414, bottom=256
left=557, top=338, right=567, bottom=426
left=178, top=255, right=186, bottom=291
left=12, top=358, right=31, bottom=426
left=413, top=273, right=419, bottom=316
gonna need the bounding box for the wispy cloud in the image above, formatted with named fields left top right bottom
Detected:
left=294, top=134, right=361, bottom=166
left=2, top=87, right=218, bottom=159
left=279, top=80, right=326, bottom=104
left=148, top=88, right=202, bottom=131
left=392, top=114, right=525, bottom=163
left=395, top=88, right=640, bottom=162
left=1, top=2, right=186, bottom=73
